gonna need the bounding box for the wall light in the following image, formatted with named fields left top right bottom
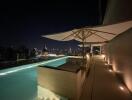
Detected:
left=108, top=69, right=113, bottom=72
left=101, top=54, right=105, bottom=58
left=105, top=63, right=109, bottom=65
left=119, top=85, right=125, bottom=91
left=86, top=54, right=90, bottom=59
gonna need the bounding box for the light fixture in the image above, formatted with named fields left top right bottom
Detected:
left=101, top=54, right=105, bottom=58
left=105, top=63, right=108, bottom=65
left=119, top=86, right=124, bottom=91
left=108, top=69, right=113, bottom=72
left=86, top=54, right=90, bottom=59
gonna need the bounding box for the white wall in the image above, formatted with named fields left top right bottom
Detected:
left=104, top=28, right=132, bottom=92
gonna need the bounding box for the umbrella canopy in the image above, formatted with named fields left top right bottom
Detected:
left=42, top=20, right=132, bottom=43
left=42, top=20, right=132, bottom=66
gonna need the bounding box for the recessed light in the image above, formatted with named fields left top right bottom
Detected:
left=101, top=54, right=105, bottom=58
left=119, top=86, right=124, bottom=91
left=108, top=69, right=113, bottom=72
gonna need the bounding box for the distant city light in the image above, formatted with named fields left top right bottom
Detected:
left=48, top=54, right=57, bottom=57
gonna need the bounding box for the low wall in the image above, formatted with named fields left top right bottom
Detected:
left=104, top=28, right=132, bottom=92
left=38, top=67, right=86, bottom=100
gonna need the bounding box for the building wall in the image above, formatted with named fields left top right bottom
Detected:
left=103, top=0, right=132, bottom=25
left=104, top=28, right=132, bottom=92
left=103, top=0, right=132, bottom=93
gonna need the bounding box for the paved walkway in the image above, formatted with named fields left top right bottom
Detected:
left=80, top=55, right=132, bottom=100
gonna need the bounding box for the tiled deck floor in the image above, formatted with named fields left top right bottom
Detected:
left=80, top=56, right=132, bottom=100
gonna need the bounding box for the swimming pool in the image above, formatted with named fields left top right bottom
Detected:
left=0, top=56, right=68, bottom=100
left=0, top=56, right=68, bottom=76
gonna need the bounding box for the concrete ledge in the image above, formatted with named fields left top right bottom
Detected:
left=38, top=66, right=86, bottom=100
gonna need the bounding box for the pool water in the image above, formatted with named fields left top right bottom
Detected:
left=0, top=56, right=68, bottom=100
left=42, top=56, right=68, bottom=67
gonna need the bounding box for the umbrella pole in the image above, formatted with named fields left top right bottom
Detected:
left=82, top=40, right=85, bottom=60
left=83, top=41, right=85, bottom=68
left=82, top=37, right=85, bottom=69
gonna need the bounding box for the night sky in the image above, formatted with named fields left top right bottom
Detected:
left=0, top=0, right=107, bottom=49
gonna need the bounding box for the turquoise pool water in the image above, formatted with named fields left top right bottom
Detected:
left=0, top=56, right=68, bottom=100
left=43, top=56, right=68, bottom=67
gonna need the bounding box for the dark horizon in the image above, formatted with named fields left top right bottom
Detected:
left=0, top=0, right=107, bottom=49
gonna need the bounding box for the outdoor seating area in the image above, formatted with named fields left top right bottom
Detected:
left=0, top=0, right=132, bottom=100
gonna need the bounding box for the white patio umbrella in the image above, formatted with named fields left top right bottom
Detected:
left=43, top=20, right=132, bottom=42
left=42, top=20, right=132, bottom=59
